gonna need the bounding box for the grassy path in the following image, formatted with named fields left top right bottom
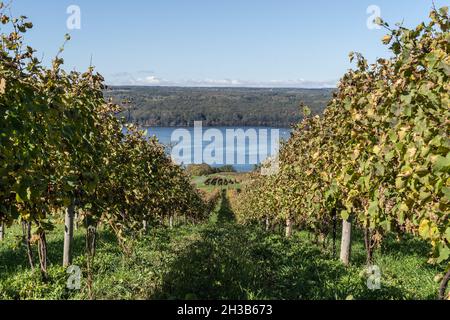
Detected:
left=152, top=192, right=439, bottom=300
left=0, top=191, right=441, bottom=300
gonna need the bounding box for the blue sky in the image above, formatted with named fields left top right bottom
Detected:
left=8, top=0, right=448, bottom=87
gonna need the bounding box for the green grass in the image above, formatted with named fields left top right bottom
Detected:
left=0, top=193, right=442, bottom=300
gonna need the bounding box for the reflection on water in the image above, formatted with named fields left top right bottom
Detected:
left=144, top=127, right=292, bottom=172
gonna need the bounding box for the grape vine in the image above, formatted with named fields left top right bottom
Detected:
left=232, top=7, right=449, bottom=299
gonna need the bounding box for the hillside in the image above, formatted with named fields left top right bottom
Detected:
left=104, top=86, right=334, bottom=127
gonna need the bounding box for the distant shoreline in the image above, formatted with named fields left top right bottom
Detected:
left=105, top=86, right=333, bottom=128
left=138, top=124, right=293, bottom=129
left=105, top=85, right=337, bottom=90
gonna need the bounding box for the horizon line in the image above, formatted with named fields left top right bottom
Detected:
left=104, top=84, right=337, bottom=90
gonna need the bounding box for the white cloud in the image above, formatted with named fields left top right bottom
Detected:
left=106, top=72, right=337, bottom=88
left=108, top=71, right=166, bottom=86
left=141, top=76, right=162, bottom=84
left=188, top=79, right=243, bottom=86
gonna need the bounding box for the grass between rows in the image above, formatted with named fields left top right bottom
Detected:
left=0, top=193, right=441, bottom=300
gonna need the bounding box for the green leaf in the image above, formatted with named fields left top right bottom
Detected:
left=419, top=191, right=432, bottom=202
left=445, top=228, right=450, bottom=243
left=437, top=244, right=450, bottom=264
left=15, top=193, right=24, bottom=204
left=374, top=17, right=384, bottom=26
left=368, top=201, right=379, bottom=217
left=341, top=210, right=349, bottom=221
left=67, top=180, right=77, bottom=188
left=375, top=163, right=385, bottom=176
left=385, top=150, right=395, bottom=162
left=439, top=6, right=448, bottom=16
left=395, top=177, right=405, bottom=190
left=442, top=187, right=450, bottom=202
left=302, top=106, right=311, bottom=117
left=433, top=154, right=450, bottom=173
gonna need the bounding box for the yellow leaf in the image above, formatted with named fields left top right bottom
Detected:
left=419, top=219, right=430, bottom=239
left=382, top=35, right=392, bottom=45
left=373, top=146, right=381, bottom=155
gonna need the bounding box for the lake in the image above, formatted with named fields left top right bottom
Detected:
left=142, top=126, right=292, bottom=172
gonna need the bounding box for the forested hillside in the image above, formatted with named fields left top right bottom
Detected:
left=104, top=86, right=334, bottom=127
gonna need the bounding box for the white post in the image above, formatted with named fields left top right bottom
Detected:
left=63, top=205, right=75, bottom=267
left=285, top=217, right=293, bottom=238
left=340, top=219, right=352, bottom=266
left=0, top=222, right=4, bottom=241
left=169, top=215, right=174, bottom=229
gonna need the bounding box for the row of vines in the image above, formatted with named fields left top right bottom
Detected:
left=0, top=2, right=215, bottom=290
left=230, top=7, right=449, bottom=299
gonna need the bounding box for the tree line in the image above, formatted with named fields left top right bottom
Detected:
left=104, top=86, right=334, bottom=127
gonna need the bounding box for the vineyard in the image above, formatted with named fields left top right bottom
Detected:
left=230, top=7, right=450, bottom=300
left=0, top=3, right=217, bottom=298
left=0, top=4, right=449, bottom=300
